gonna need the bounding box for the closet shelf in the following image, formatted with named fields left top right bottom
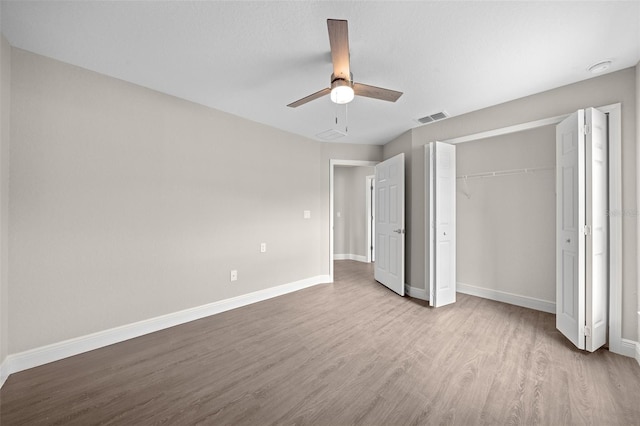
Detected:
left=457, top=166, right=553, bottom=180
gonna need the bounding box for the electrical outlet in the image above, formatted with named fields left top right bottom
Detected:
left=260, top=243, right=267, bottom=253
left=230, top=270, right=238, bottom=282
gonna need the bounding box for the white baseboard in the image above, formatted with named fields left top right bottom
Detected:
left=457, top=282, right=555, bottom=314
left=637, top=312, right=640, bottom=365
left=405, top=284, right=428, bottom=301
left=0, top=356, right=8, bottom=389
left=334, top=254, right=368, bottom=263
left=615, top=338, right=639, bottom=358
left=0, top=274, right=330, bottom=387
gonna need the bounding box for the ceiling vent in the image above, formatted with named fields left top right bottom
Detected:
left=416, top=111, right=449, bottom=125
left=316, top=128, right=346, bottom=141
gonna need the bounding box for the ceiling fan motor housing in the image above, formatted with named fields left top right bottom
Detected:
left=331, top=72, right=354, bottom=88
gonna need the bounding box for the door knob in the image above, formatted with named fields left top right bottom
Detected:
left=393, top=229, right=403, bottom=234
left=566, top=238, right=571, bottom=243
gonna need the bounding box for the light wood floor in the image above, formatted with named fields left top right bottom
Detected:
left=2, top=260, right=639, bottom=425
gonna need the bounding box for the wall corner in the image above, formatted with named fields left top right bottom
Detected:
left=636, top=61, right=640, bottom=360
left=0, top=32, right=11, bottom=378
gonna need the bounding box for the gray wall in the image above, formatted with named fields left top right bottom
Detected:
left=385, top=67, right=637, bottom=341
left=333, top=166, right=375, bottom=258
left=6, top=47, right=381, bottom=354
left=0, top=34, right=9, bottom=367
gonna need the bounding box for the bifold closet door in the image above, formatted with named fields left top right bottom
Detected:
left=556, top=108, right=608, bottom=352
left=426, top=142, right=456, bottom=307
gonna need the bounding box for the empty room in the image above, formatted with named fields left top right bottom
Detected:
left=0, top=1, right=639, bottom=425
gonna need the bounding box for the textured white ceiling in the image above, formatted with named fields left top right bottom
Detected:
left=2, top=1, right=639, bottom=145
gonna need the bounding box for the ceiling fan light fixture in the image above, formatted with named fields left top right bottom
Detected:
left=286, top=20, right=402, bottom=108
left=330, top=80, right=354, bottom=104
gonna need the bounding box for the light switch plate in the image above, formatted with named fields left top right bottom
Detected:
left=260, top=243, right=266, bottom=253
left=304, top=210, right=311, bottom=219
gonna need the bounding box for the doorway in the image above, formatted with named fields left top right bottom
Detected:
left=329, top=160, right=378, bottom=282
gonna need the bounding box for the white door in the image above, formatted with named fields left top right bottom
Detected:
left=584, top=107, right=608, bottom=352
left=375, top=153, right=405, bottom=295
left=556, top=108, right=608, bottom=352
left=427, top=142, right=456, bottom=307
left=556, top=110, right=585, bottom=349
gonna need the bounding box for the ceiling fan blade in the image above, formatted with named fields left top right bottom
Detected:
left=287, top=88, right=331, bottom=108
left=327, top=19, right=350, bottom=80
left=353, top=82, right=403, bottom=102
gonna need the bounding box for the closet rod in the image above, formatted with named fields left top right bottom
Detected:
left=457, top=166, right=553, bottom=180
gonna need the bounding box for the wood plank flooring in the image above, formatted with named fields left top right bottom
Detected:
left=1, top=260, right=639, bottom=425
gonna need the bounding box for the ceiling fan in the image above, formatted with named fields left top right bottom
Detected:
left=287, top=19, right=403, bottom=108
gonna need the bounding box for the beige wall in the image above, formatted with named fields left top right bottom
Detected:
left=0, top=34, right=10, bottom=366
left=333, top=166, right=375, bottom=258
left=9, top=48, right=327, bottom=353
left=386, top=67, right=637, bottom=341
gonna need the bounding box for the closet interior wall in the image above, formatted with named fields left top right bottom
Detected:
left=456, top=126, right=556, bottom=307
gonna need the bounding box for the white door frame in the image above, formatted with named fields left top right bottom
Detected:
left=442, top=103, right=629, bottom=357
left=330, top=159, right=378, bottom=282
left=366, top=174, right=375, bottom=263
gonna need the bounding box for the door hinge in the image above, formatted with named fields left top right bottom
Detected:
left=583, top=225, right=591, bottom=236
left=584, top=124, right=591, bottom=135
left=584, top=326, right=591, bottom=337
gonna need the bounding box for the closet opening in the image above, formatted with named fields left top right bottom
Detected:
left=442, top=103, right=625, bottom=355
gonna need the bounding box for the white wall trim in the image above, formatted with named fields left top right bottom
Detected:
left=365, top=174, right=375, bottom=263
left=0, top=275, right=330, bottom=387
left=616, top=339, right=638, bottom=358
left=405, top=284, right=428, bottom=301
left=442, top=114, right=569, bottom=145
left=600, top=103, right=625, bottom=357
left=0, top=357, right=8, bottom=389
left=334, top=254, right=368, bottom=263
left=636, top=342, right=640, bottom=366
left=457, top=282, right=555, bottom=314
